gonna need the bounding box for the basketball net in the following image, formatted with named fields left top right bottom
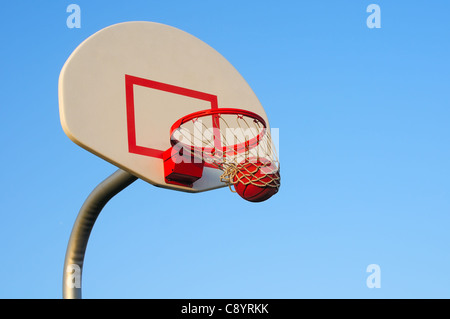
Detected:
left=171, top=110, right=280, bottom=193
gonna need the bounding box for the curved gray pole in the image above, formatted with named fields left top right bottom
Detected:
left=63, top=168, right=138, bottom=299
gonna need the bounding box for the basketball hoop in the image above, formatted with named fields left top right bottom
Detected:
left=165, top=108, right=280, bottom=201
left=60, top=21, right=281, bottom=299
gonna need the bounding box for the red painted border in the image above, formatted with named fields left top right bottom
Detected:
left=125, top=75, right=219, bottom=159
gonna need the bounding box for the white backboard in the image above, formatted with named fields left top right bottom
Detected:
left=59, top=21, right=269, bottom=192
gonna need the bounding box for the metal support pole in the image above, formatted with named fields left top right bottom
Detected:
left=63, top=168, right=138, bottom=299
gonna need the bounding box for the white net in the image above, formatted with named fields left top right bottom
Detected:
left=171, top=110, right=280, bottom=192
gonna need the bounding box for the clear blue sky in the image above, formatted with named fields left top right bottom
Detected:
left=1, top=1, right=449, bottom=298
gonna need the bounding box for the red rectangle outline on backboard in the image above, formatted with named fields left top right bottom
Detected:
left=125, top=74, right=219, bottom=160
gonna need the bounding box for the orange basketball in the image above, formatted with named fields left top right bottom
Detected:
left=233, top=158, right=280, bottom=202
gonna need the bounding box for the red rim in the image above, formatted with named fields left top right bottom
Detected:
left=170, top=108, right=267, bottom=159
